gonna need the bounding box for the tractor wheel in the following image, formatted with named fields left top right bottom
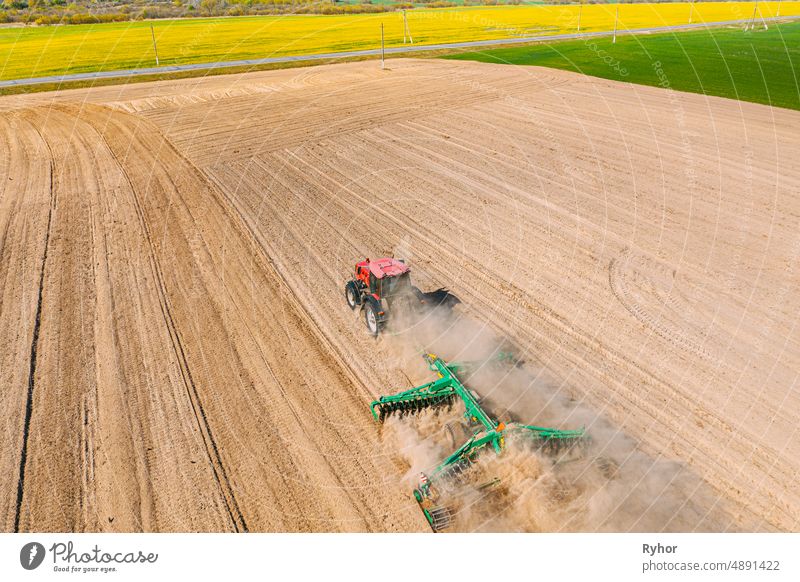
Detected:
left=364, top=301, right=380, bottom=336
left=345, top=281, right=360, bottom=309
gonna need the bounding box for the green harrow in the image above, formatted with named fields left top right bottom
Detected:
left=371, top=353, right=588, bottom=532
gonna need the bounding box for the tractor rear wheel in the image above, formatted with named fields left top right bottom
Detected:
left=345, top=281, right=360, bottom=309
left=364, top=301, right=380, bottom=336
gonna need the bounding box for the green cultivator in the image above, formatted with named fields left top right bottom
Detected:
left=371, top=353, right=588, bottom=531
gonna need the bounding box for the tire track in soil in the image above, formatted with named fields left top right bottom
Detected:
left=14, top=123, right=56, bottom=533
left=94, top=109, right=314, bottom=530
left=12, top=118, right=55, bottom=533
left=78, top=104, right=242, bottom=532
left=13, top=106, right=120, bottom=532
left=608, top=252, right=713, bottom=362
left=101, top=113, right=317, bottom=530
left=93, top=112, right=247, bottom=533
left=5, top=104, right=253, bottom=532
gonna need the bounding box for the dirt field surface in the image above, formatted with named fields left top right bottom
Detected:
left=1, top=59, right=798, bottom=532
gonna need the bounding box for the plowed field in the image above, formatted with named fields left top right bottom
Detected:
left=1, top=59, right=797, bottom=532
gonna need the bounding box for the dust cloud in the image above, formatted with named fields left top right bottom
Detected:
left=379, top=298, right=735, bottom=532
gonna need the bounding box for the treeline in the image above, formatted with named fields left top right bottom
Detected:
left=0, top=0, right=744, bottom=27
left=31, top=11, right=129, bottom=24
left=0, top=0, right=457, bottom=26
left=1, top=0, right=401, bottom=25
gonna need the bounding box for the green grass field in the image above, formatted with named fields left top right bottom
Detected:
left=445, top=21, right=800, bottom=110
left=1, top=3, right=798, bottom=82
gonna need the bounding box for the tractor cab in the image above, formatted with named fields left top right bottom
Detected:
left=346, top=257, right=418, bottom=336
left=354, top=258, right=410, bottom=300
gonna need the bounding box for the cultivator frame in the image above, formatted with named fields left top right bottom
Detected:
left=371, top=353, right=587, bottom=531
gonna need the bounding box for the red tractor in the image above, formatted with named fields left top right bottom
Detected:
left=345, top=258, right=423, bottom=336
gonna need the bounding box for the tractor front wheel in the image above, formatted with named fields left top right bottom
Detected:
left=345, top=281, right=360, bottom=309
left=364, top=301, right=380, bottom=336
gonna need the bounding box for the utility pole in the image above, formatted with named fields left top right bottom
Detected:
left=746, top=0, right=758, bottom=30
left=612, top=4, right=619, bottom=44
left=577, top=2, right=582, bottom=33
left=746, top=0, right=767, bottom=31
left=150, top=24, right=160, bottom=66
left=381, top=23, right=385, bottom=70
left=402, top=10, right=413, bottom=44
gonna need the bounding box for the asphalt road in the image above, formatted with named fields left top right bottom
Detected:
left=1, top=15, right=796, bottom=88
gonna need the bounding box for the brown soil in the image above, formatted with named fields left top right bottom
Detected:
left=1, top=59, right=798, bottom=532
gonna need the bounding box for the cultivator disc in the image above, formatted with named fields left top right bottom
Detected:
left=521, top=429, right=588, bottom=456
left=436, top=457, right=474, bottom=487
left=426, top=506, right=453, bottom=532
left=374, top=394, right=456, bottom=422
left=536, top=434, right=586, bottom=455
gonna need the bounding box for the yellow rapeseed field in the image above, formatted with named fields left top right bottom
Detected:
left=0, top=2, right=796, bottom=81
